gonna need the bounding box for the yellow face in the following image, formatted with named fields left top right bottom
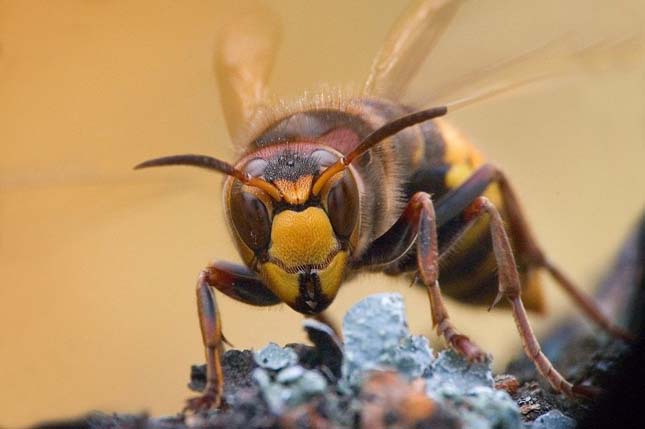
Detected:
left=259, top=207, right=348, bottom=314
left=224, top=149, right=360, bottom=315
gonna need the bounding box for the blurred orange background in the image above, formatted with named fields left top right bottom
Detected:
left=1, top=1, right=643, bottom=426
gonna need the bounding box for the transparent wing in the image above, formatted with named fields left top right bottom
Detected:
left=392, top=0, right=643, bottom=110
left=363, top=0, right=465, bottom=99
left=215, top=3, right=282, bottom=142
left=424, top=34, right=643, bottom=111
left=365, top=0, right=643, bottom=108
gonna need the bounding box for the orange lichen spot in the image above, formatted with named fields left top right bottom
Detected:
left=360, top=371, right=438, bottom=429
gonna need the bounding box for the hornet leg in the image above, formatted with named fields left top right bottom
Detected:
left=492, top=168, right=632, bottom=341
left=466, top=196, right=577, bottom=396
left=184, top=262, right=280, bottom=412
left=437, top=164, right=631, bottom=340
left=411, top=192, right=488, bottom=361
left=360, top=191, right=487, bottom=361
left=359, top=164, right=602, bottom=395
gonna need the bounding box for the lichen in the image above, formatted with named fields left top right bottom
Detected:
left=341, top=293, right=523, bottom=429
left=252, top=343, right=327, bottom=414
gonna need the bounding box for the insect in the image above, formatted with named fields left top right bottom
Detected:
left=135, top=0, right=633, bottom=411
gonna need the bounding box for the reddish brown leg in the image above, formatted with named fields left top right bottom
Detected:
left=495, top=169, right=633, bottom=341
left=185, top=271, right=225, bottom=413
left=184, top=262, right=281, bottom=413
left=410, top=192, right=488, bottom=362
left=471, top=196, right=575, bottom=395
left=356, top=191, right=487, bottom=360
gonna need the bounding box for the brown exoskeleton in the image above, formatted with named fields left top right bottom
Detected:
left=136, top=0, right=633, bottom=411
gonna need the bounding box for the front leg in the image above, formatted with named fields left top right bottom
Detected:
left=356, top=192, right=487, bottom=362
left=412, top=192, right=488, bottom=362
left=185, top=262, right=280, bottom=413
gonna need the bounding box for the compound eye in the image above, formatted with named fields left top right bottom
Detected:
left=230, top=189, right=271, bottom=252
left=326, top=172, right=359, bottom=239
